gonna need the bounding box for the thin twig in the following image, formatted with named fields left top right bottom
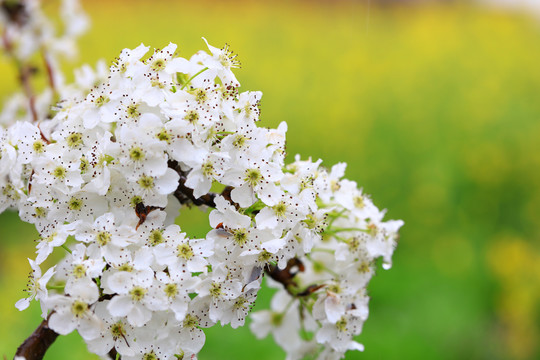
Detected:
left=2, top=29, right=39, bottom=122
left=41, top=48, right=57, bottom=96
left=19, top=63, right=39, bottom=122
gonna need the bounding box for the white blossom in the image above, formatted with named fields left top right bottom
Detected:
left=2, top=27, right=403, bottom=359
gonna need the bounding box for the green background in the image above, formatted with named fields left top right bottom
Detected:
left=1, top=0, right=540, bottom=359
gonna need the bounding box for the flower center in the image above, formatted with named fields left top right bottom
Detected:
left=110, top=321, right=125, bottom=340
left=32, top=140, right=45, bottom=153
left=176, top=243, right=194, bottom=260
left=34, top=207, right=46, bottom=218
left=232, top=134, right=246, bottom=147
left=201, top=161, right=215, bottom=177
left=232, top=228, right=248, bottom=246
left=130, top=196, right=143, bottom=207
left=72, top=264, right=87, bottom=278
left=218, top=44, right=240, bottom=68
left=129, top=146, right=145, bottom=161
left=148, top=229, right=164, bottom=246
left=66, top=132, right=83, bottom=148
left=71, top=300, right=88, bottom=317
left=53, top=166, right=66, bottom=179
left=233, top=297, right=248, bottom=310
left=45, top=232, right=57, bottom=243
left=330, top=180, right=341, bottom=192
left=354, top=195, right=365, bottom=209
left=184, top=110, right=199, bottom=123
left=117, top=263, right=133, bottom=272
left=68, top=197, right=83, bottom=211
left=272, top=202, right=287, bottom=217
left=95, top=95, right=109, bottom=107
left=367, top=222, right=378, bottom=236
left=96, top=231, right=111, bottom=246
left=151, top=58, right=166, bottom=71
left=358, top=261, right=371, bottom=273
left=209, top=282, right=222, bottom=298
left=258, top=250, right=273, bottom=263
left=126, top=104, right=139, bottom=118
left=138, top=175, right=154, bottom=189
left=336, top=316, right=347, bottom=332
left=194, top=88, right=207, bottom=103
left=156, top=129, right=171, bottom=143
left=164, top=283, right=178, bottom=298
left=347, top=237, right=360, bottom=252
left=244, top=168, right=262, bottom=187
left=142, top=350, right=158, bottom=360
left=130, top=286, right=147, bottom=301
left=183, top=314, right=198, bottom=328
left=270, top=312, right=283, bottom=326
left=79, top=157, right=89, bottom=173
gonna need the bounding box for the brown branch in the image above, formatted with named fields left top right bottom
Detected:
left=264, top=258, right=305, bottom=296
left=2, top=29, right=39, bottom=123
left=168, top=159, right=237, bottom=209
left=15, top=315, right=119, bottom=360
left=41, top=48, right=58, bottom=96
left=19, top=64, right=39, bottom=122
left=264, top=258, right=325, bottom=298
left=15, top=316, right=58, bottom=360
left=2, top=1, right=40, bottom=123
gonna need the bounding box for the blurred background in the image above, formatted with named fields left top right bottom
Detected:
left=1, top=0, right=540, bottom=359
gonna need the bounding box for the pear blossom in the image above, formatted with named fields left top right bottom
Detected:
left=45, top=278, right=101, bottom=339
left=2, top=14, right=404, bottom=358
left=15, top=259, right=55, bottom=312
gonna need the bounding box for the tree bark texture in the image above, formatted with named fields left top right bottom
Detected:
left=15, top=318, right=58, bottom=360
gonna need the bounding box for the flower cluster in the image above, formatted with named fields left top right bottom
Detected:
left=2, top=3, right=403, bottom=358
left=2, top=40, right=402, bottom=359
left=247, top=157, right=404, bottom=359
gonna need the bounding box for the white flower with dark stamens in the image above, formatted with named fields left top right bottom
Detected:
left=117, top=115, right=168, bottom=181
left=81, top=131, right=120, bottom=196
left=45, top=278, right=101, bottom=340
left=47, top=189, right=108, bottom=224
left=9, top=121, right=45, bottom=164
left=15, top=259, right=55, bottom=312
left=31, top=143, right=84, bottom=192
left=154, top=234, right=213, bottom=280
left=77, top=212, right=134, bottom=244
left=57, top=243, right=105, bottom=287
left=87, top=301, right=138, bottom=357
left=106, top=269, right=164, bottom=327
left=155, top=271, right=198, bottom=322
left=255, top=192, right=309, bottom=236
left=35, top=224, right=72, bottom=265
left=198, top=37, right=240, bottom=86
left=223, top=155, right=284, bottom=207
left=182, top=147, right=229, bottom=199
left=131, top=168, right=180, bottom=207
